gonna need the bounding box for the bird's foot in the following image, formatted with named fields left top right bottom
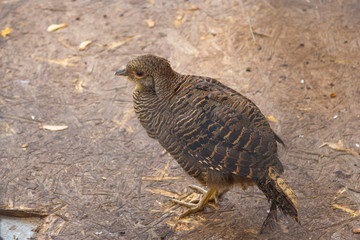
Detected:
left=188, top=185, right=219, bottom=204
left=171, top=187, right=217, bottom=218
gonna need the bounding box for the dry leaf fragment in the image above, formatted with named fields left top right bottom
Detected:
left=47, top=23, right=68, bottom=32
left=39, top=124, right=68, bottom=131
left=145, top=19, right=155, bottom=28
left=330, top=93, right=336, bottom=98
left=319, top=140, right=360, bottom=157
left=354, top=228, right=360, bottom=234
left=266, top=115, right=277, bottom=123
left=319, top=139, right=344, bottom=150
left=73, top=78, right=85, bottom=92
left=78, top=40, right=92, bottom=51
left=1, top=27, right=11, bottom=38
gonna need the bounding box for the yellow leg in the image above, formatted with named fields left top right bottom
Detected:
left=171, top=187, right=217, bottom=218
left=188, top=185, right=219, bottom=204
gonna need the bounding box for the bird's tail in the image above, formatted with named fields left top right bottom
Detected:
left=257, top=166, right=299, bottom=223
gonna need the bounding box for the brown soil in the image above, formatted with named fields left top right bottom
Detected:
left=1, top=0, right=359, bottom=239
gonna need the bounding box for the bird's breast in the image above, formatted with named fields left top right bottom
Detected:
left=132, top=90, right=170, bottom=139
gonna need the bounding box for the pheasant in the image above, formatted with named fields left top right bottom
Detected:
left=115, top=54, right=299, bottom=232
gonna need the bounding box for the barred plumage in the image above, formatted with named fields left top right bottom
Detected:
left=115, top=54, right=299, bottom=232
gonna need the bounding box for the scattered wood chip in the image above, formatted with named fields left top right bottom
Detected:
left=200, top=34, right=215, bottom=40
left=21, top=143, right=29, bottom=148
left=107, top=36, right=136, bottom=50
left=253, top=32, right=270, bottom=38
left=35, top=56, right=80, bottom=67
left=186, top=5, right=200, bottom=12
left=47, top=23, right=68, bottom=32
left=330, top=92, right=336, bottom=98
left=319, top=140, right=360, bottom=157
left=332, top=204, right=360, bottom=217
left=1, top=27, right=11, bottom=38
left=145, top=188, right=179, bottom=198
left=174, top=5, right=200, bottom=28
left=0, top=205, right=48, bottom=218
left=354, top=227, right=360, bottom=234
left=174, top=15, right=184, bottom=28
left=244, top=228, right=258, bottom=234
left=39, top=124, right=68, bottom=131
left=78, top=40, right=92, bottom=51
left=296, top=106, right=311, bottom=111
left=73, top=78, right=85, bottom=92
left=145, top=19, right=155, bottom=28
left=142, top=176, right=184, bottom=181
left=266, top=115, right=277, bottom=123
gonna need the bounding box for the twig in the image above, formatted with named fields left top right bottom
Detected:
left=239, top=0, right=256, bottom=43
left=311, top=215, right=360, bottom=231
left=138, top=168, right=144, bottom=209
left=348, top=188, right=360, bottom=193
left=139, top=212, right=171, bottom=234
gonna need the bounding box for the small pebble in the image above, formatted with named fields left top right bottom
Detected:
left=299, top=135, right=304, bottom=138
left=18, top=80, right=30, bottom=85
left=333, top=115, right=338, bottom=119
left=300, top=79, right=305, bottom=84
left=355, top=144, right=359, bottom=148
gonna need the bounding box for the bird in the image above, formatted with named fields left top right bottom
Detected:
left=115, top=54, right=299, bottom=232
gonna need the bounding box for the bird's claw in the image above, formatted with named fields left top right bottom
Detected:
left=171, top=187, right=217, bottom=218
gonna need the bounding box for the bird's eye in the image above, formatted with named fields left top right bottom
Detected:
left=134, top=71, right=145, bottom=78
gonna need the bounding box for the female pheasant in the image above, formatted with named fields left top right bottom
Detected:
left=115, top=54, right=299, bottom=232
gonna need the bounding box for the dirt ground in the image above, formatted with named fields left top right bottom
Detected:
left=1, top=0, right=359, bottom=239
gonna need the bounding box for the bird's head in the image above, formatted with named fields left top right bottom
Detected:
left=115, top=55, right=178, bottom=95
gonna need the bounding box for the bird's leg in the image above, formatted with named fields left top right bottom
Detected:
left=260, top=201, right=278, bottom=234
left=188, top=185, right=219, bottom=204
left=171, top=187, right=217, bottom=218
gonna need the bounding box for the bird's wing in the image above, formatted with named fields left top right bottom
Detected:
left=169, top=78, right=283, bottom=179
left=198, top=77, right=285, bottom=145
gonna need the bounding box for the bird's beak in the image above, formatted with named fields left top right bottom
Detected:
left=115, top=69, right=127, bottom=76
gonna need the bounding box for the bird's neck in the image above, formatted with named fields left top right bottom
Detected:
left=154, top=72, right=182, bottom=98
